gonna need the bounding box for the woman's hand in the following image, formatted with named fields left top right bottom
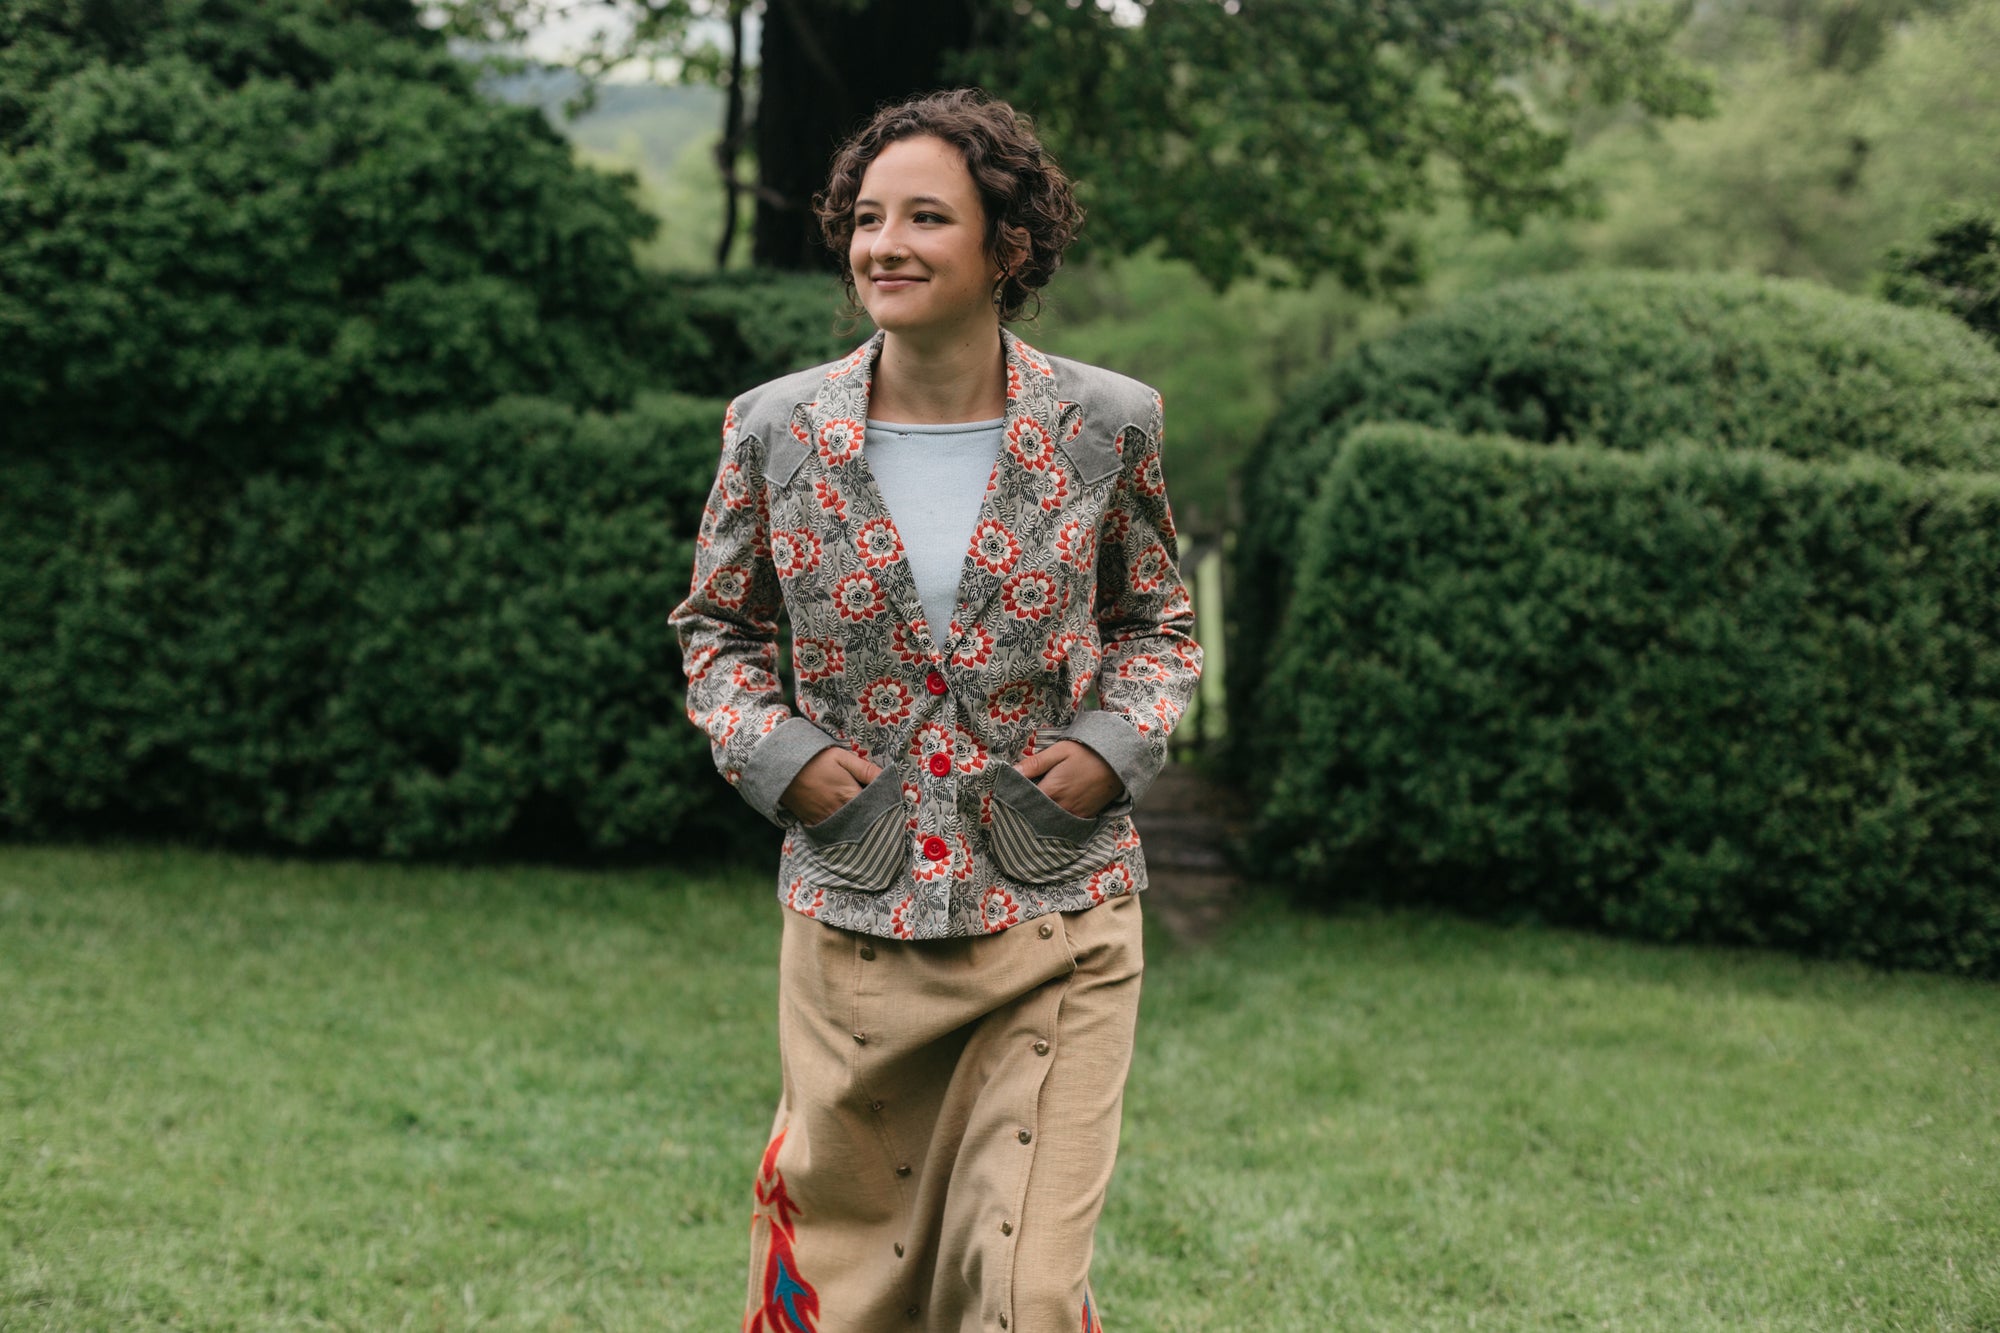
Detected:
left=1013, top=740, right=1123, bottom=820
left=781, top=747, right=884, bottom=826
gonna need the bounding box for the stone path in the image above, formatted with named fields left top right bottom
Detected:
left=1129, top=760, right=1248, bottom=945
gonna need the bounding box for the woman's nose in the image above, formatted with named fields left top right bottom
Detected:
left=873, top=220, right=909, bottom=260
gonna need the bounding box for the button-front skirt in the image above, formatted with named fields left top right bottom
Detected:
left=743, top=889, right=1141, bottom=1332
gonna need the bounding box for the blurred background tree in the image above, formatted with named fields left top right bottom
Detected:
left=432, top=0, right=1711, bottom=284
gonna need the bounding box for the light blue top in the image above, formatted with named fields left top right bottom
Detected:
left=863, top=416, right=1006, bottom=639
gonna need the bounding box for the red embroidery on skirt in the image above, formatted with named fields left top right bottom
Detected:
left=745, top=1129, right=821, bottom=1333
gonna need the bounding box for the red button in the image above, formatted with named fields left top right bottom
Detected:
left=924, top=670, right=947, bottom=695
left=928, top=752, right=952, bottom=777
left=923, top=835, right=949, bottom=862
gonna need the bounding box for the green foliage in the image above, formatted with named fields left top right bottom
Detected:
left=648, top=268, right=856, bottom=395
left=1883, top=210, right=2000, bottom=349
left=0, top=0, right=668, bottom=468
left=1435, top=0, right=2000, bottom=295
left=1247, top=426, right=2000, bottom=976
left=968, top=0, right=1712, bottom=290
left=1227, top=270, right=2000, bottom=752
left=0, top=394, right=757, bottom=856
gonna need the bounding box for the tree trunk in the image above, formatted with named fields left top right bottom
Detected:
left=752, top=0, right=980, bottom=271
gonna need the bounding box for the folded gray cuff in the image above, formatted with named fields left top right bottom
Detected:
left=739, top=715, right=842, bottom=826
left=1056, top=707, right=1163, bottom=808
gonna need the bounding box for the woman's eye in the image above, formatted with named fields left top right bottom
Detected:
left=855, top=212, right=881, bottom=228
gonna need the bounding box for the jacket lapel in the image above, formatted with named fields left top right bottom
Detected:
left=799, top=328, right=1071, bottom=661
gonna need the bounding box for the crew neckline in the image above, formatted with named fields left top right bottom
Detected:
left=864, top=416, right=1007, bottom=435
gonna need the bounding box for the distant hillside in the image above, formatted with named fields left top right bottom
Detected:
left=478, top=62, right=731, bottom=271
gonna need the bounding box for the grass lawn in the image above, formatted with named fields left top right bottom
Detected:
left=1, top=843, right=1995, bottom=1331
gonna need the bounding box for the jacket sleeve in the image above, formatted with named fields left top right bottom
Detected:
left=668, top=400, right=840, bottom=826
left=1057, top=391, right=1204, bottom=807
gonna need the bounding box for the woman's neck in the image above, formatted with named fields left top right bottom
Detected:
left=870, top=325, right=1008, bottom=424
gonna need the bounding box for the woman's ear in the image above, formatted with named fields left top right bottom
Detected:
left=994, top=222, right=1032, bottom=281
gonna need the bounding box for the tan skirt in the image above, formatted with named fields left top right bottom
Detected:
left=743, top=890, right=1143, bottom=1333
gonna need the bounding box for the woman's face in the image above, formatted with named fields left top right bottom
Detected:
left=849, top=134, right=1005, bottom=343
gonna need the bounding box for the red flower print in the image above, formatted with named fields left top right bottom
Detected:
left=855, top=517, right=904, bottom=570
left=979, top=790, right=995, bottom=825
left=818, top=417, right=863, bottom=465
left=1116, top=821, right=1141, bottom=851
left=793, top=637, right=844, bottom=684
left=1164, top=583, right=1193, bottom=618
left=705, top=564, right=751, bottom=610
left=1154, top=695, right=1184, bottom=728
left=1128, top=542, right=1169, bottom=594
left=704, top=704, right=741, bottom=745
left=1001, top=569, right=1059, bottom=621
left=1172, top=639, right=1202, bottom=670
left=1136, top=450, right=1167, bottom=497
left=986, top=681, right=1039, bottom=725
left=908, top=721, right=953, bottom=763
left=890, top=894, right=917, bottom=940
left=1115, top=653, right=1170, bottom=684
left=760, top=708, right=787, bottom=736
left=890, top=621, right=932, bottom=664
left=1055, top=519, right=1092, bottom=570
left=951, top=624, right=995, bottom=670
left=1006, top=363, right=1023, bottom=397
left=952, top=728, right=989, bottom=774
left=833, top=570, right=886, bottom=621
left=788, top=877, right=826, bottom=917
left=684, top=643, right=720, bottom=683
left=1005, top=414, right=1056, bottom=470
left=771, top=528, right=822, bottom=580
left=1069, top=671, right=1092, bottom=707
left=1022, top=347, right=1054, bottom=378
left=859, top=677, right=914, bottom=727
left=719, top=460, right=752, bottom=510
left=813, top=476, right=847, bottom=520
left=732, top=662, right=776, bottom=692
left=1087, top=862, right=1135, bottom=903
left=1033, top=462, right=1071, bottom=514
left=979, top=887, right=1020, bottom=932
left=969, top=518, right=1021, bottom=576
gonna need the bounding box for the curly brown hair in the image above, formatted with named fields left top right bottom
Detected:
left=814, top=88, right=1084, bottom=324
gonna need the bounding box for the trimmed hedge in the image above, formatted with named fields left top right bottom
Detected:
left=648, top=269, right=857, bottom=397
left=1248, top=424, right=2000, bottom=976
left=0, top=393, right=757, bottom=857
left=1228, top=272, right=2000, bottom=759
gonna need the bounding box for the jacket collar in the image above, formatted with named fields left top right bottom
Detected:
left=786, top=326, right=1081, bottom=661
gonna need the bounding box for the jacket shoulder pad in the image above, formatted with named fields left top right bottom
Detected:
left=1045, top=353, right=1160, bottom=483
left=731, top=361, right=837, bottom=484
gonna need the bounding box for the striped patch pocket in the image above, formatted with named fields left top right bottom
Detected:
left=793, top=767, right=908, bottom=893
left=985, top=761, right=1135, bottom=886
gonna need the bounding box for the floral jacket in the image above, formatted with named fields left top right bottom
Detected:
left=668, top=327, right=1203, bottom=940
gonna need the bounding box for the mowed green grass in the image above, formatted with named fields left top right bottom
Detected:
left=1, top=844, right=1994, bottom=1331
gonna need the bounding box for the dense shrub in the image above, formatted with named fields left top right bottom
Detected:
left=1227, top=272, right=2000, bottom=758
left=1882, top=210, right=2000, bottom=351
left=0, top=0, right=667, bottom=469
left=1248, top=424, right=2000, bottom=976
left=0, top=393, right=759, bottom=857
left=649, top=269, right=857, bottom=397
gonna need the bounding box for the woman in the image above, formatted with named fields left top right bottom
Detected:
left=670, top=87, right=1202, bottom=1333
